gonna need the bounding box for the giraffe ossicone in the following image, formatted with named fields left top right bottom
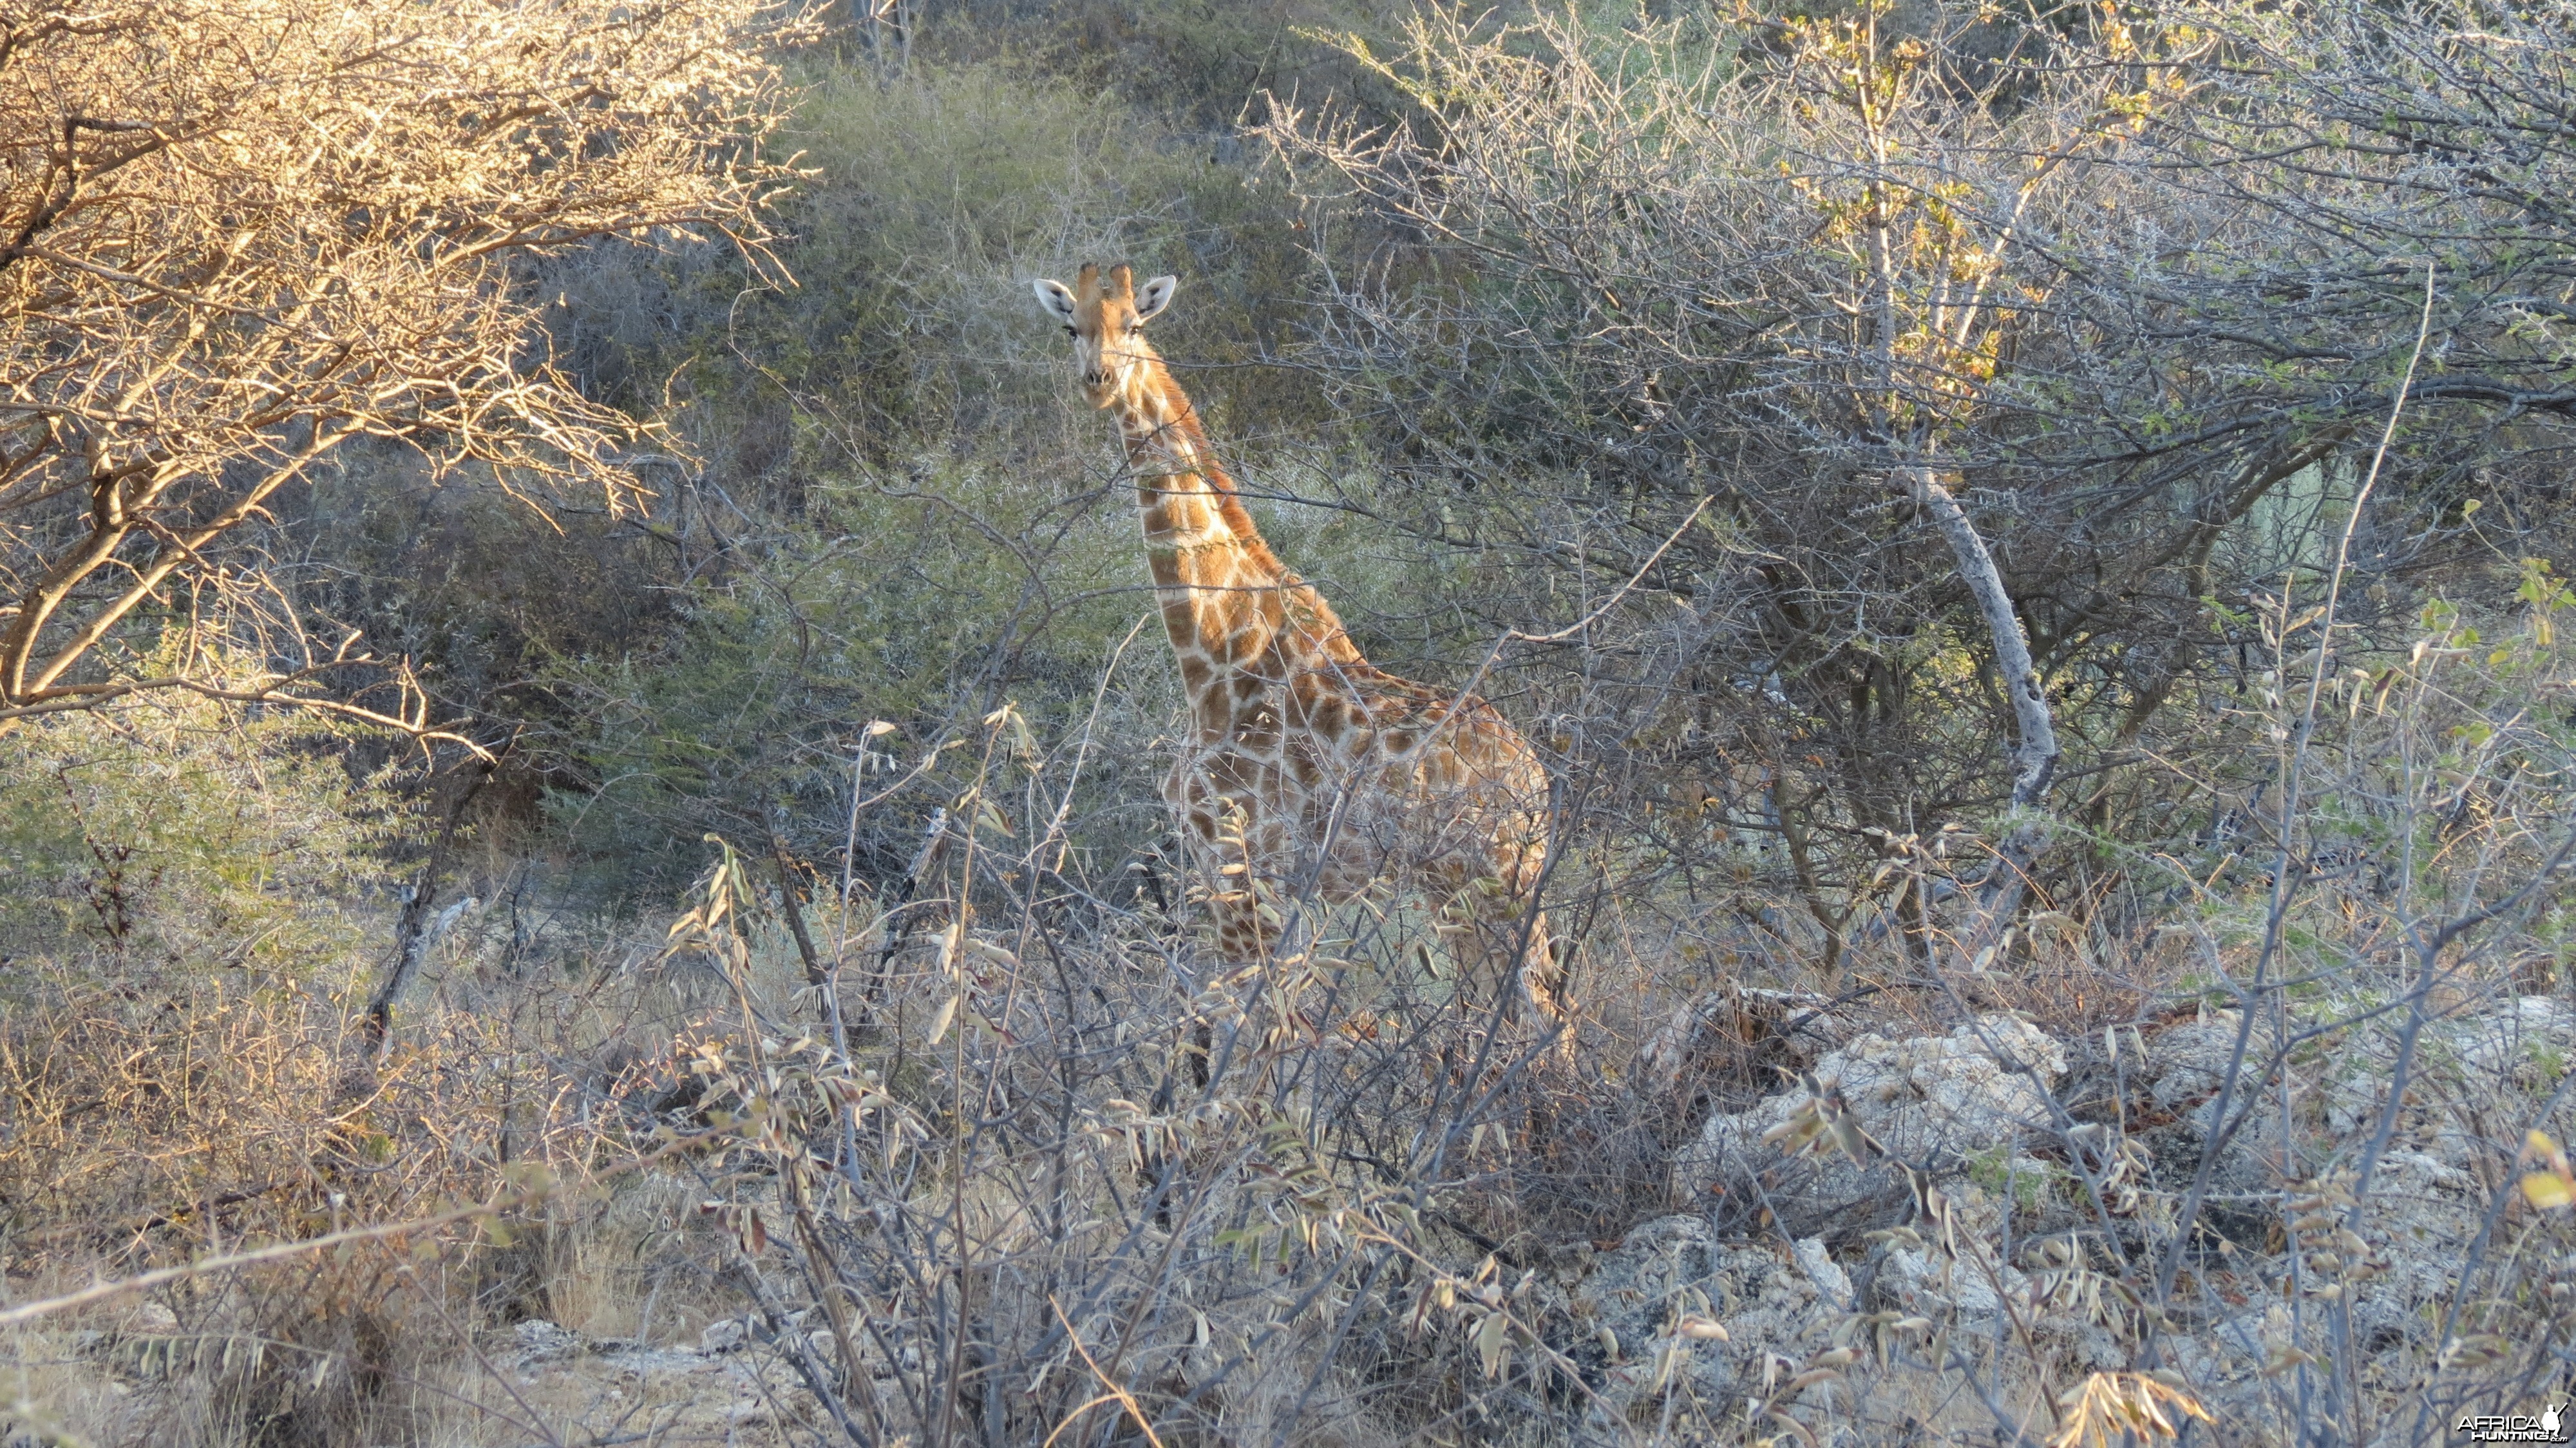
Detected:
left=1032, top=261, right=1569, bottom=1034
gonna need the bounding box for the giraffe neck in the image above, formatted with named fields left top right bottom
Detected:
left=1106, top=353, right=1267, bottom=560
left=1104, top=352, right=1365, bottom=700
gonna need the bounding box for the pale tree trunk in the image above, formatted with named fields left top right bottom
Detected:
left=1904, top=466, right=2059, bottom=810
left=1855, top=43, right=2061, bottom=966
left=1904, top=463, right=2058, bottom=964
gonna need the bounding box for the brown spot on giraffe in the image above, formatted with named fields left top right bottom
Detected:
left=1033, top=262, right=1568, bottom=1033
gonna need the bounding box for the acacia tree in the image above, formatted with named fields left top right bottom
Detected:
left=1264, top=6, right=2219, bottom=970
left=0, top=0, right=810, bottom=733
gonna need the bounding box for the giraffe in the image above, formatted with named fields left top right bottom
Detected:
left=1033, top=262, right=1568, bottom=1034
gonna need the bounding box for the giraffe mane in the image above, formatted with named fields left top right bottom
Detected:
left=1130, top=352, right=1291, bottom=582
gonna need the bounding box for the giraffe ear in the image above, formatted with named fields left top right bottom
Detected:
left=1032, top=278, right=1079, bottom=325
left=1134, top=274, right=1178, bottom=322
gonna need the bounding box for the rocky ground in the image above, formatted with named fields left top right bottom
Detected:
left=1519, top=990, right=2571, bottom=1443
left=26, top=991, right=2566, bottom=1445
left=479, top=1317, right=837, bottom=1447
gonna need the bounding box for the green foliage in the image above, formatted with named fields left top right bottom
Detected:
left=915, top=0, right=1433, bottom=133
left=535, top=456, right=1167, bottom=895
left=0, top=656, right=404, bottom=977
left=1965, top=1145, right=2060, bottom=1213
left=534, top=434, right=1468, bottom=899
left=556, top=54, right=1321, bottom=487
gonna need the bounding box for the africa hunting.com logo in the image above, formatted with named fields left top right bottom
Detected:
left=2458, top=1403, right=2571, bottom=1443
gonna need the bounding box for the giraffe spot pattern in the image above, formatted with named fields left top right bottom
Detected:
left=1048, top=258, right=1571, bottom=1035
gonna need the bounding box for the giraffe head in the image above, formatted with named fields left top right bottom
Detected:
left=1032, top=262, right=1177, bottom=407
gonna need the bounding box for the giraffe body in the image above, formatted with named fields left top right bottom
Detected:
left=1034, top=263, right=1566, bottom=1027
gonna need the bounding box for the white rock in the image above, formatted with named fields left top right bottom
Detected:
left=1793, top=1237, right=1851, bottom=1307
left=514, top=1318, right=582, bottom=1364
left=1548, top=1214, right=1841, bottom=1437
left=1675, top=1012, right=2068, bottom=1215
left=2322, top=995, right=2571, bottom=1147
left=2460, top=996, right=2573, bottom=1081
left=2034, top=1315, right=2127, bottom=1371
left=2343, top=1148, right=2485, bottom=1358
left=1871, top=1182, right=2029, bottom=1328
left=2143, top=1009, right=2250, bottom=1112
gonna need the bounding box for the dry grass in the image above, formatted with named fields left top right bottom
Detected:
left=0, top=934, right=756, bottom=1448
left=6, top=572, right=2576, bottom=1448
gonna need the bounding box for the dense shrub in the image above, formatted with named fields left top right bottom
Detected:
left=0, top=651, right=402, bottom=976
